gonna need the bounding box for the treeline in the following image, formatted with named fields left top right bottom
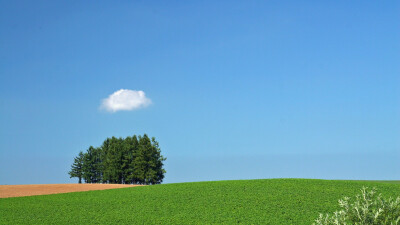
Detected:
left=69, top=134, right=166, bottom=185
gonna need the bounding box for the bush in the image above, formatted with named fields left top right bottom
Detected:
left=313, top=187, right=400, bottom=225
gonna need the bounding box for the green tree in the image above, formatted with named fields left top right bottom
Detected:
left=123, top=135, right=139, bottom=184
left=103, top=137, right=124, bottom=184
left=91, top=147, right=103, bottom=183
left=82, top=147, right=94, bottom=183
left=101, top=138, right=111, bottom=183
left=70, top=134, right=166, bottom=185
left=68, top=151, right=84, bottom=184
left=81, top=146, right=104, bottom=183
left=132, top=134, right=166, bottom=185
left=150, top=137, right=167, bottom=184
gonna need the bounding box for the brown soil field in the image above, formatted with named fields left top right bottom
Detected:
left=0, top=183, right=141, bottom=198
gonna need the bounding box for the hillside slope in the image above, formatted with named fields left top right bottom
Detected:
left=1, top=179, right=399, bottom=224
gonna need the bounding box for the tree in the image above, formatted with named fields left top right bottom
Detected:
left=68, top=151, right=84, bottom=183
left=101, top=138, right=111, bottom=183
left=82, top=146, right=94, bottom=183
left=132, top=134, right=166, bottom=185
left=81, top=146, right=103, bottom=183
left=69, top=134, right=166, bottom=185
left=92, top=147, right=103, bottom=183
left=150, top=137, right=166, bottom=184
left=105, top=137, right=124, bottom=183
left=124, top=135, right=139, bottom=184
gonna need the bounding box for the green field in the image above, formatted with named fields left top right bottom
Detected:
left=1, top=179, right=399, bottom=224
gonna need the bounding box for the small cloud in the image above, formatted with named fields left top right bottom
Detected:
left=100, top=89, right=152, bottom=112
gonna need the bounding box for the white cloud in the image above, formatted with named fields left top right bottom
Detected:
left=100, top=89, right=152, bottom=112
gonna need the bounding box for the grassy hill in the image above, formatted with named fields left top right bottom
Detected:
left=1, top=179, right=399, bottom=224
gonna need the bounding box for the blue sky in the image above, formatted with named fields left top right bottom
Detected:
left=0, top=1, right=399, bottom=184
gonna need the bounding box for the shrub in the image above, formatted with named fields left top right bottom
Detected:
left=313, top=187, right=400, bottom=225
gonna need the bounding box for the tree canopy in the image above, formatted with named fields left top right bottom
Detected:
left=69, top=134, right=166, bottom=185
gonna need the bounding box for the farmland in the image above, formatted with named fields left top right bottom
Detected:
left=0, top=184, right=137, bottom=198
left=0, top=179, right=399, bottom=224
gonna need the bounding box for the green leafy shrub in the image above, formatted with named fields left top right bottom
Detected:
left=313, top=187, right=400, bottom=225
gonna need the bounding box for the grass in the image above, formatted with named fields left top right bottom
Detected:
left=368, top=180, right=400, bottom=184
left=0, top=179, right=399, bottom=224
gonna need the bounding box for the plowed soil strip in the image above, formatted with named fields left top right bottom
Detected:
left=0, top=184, right=140, bottom=198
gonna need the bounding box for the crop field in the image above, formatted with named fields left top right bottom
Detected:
left=0, top=179, right=399, bottom=224
left=0, top=184, right=138, bottom=198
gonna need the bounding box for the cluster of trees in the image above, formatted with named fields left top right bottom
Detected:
left=68, top=134, right=166, bottom=185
